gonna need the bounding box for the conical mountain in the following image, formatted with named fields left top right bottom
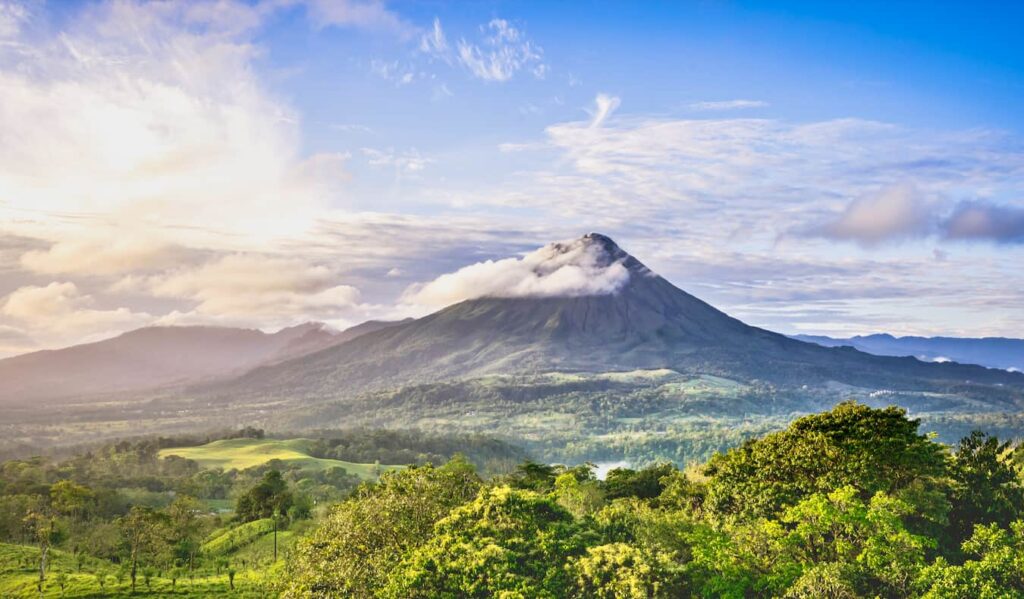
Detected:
left=210, top=234, right=1023, bottom=403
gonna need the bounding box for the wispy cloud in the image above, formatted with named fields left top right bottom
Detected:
left=419, top=17, right=448, bottom=57
left=299, top=0, right=416, bottom=38
left=361, top=147, right=431, bottom=174
left=456, top=18, right=545, bottom=82
left=0, top=0, right=31, bottom=39
left=588, top=93, right=621, bottom=128
left=370, top=58, right=417, bottom=85
left=688, top=99, right=768, bottom=111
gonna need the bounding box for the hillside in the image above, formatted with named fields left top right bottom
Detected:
left=0, top=319, right=410, bottom=404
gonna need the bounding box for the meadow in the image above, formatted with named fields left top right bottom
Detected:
left=158, top=438, right=402, bottom=478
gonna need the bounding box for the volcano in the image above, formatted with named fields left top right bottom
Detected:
left=209, top=234, right=1024, bottom=403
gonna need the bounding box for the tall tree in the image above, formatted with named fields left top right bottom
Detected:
left=703, top=402, right=948, bottom=523
left=119, top=506, right=169, bottom=593
left=946, top=431, right=1024, bottom=552
left=23, top=509, right=63, bottom=599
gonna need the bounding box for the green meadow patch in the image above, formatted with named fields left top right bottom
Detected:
left=158, top=438, right=402, bottom=479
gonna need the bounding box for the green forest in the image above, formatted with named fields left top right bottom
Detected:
left=2, top=402, right=1023, bottom=597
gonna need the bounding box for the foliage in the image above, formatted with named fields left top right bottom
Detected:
left=945, top=431, right=1024, bottom=553
left=236, top=470, right=294, bottom=522
left=703, top=402, right=949, bottom=523
left=381, top=486, right=590, bottom=598
left=917, top=520, right=1024, bottom=598
left=283, top=457, right=482, bottom=597
left=567, top=542, right=685, bottom=598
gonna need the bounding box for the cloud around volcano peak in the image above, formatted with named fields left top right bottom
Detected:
left=402, top=236, right=631, bottom=308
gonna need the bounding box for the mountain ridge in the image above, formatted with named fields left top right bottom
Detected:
left=794, top=333, right=1024, bottom=373
left=0, top=320, right=406, bottom=403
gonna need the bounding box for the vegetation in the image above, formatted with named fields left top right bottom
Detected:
left=281, top=402, right=1024, bottom=598
left=0, top=428, right=524, bottom=597
left=2, top=402, right=1023, bottom=596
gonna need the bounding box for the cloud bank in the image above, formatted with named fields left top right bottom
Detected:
left=403, top=237, right=630, bottom=308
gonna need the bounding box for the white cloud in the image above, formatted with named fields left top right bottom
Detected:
left=146, top=254, right=362, bottom=322
left=1, top=282, right=152, bottom=349
left=0, top=0, right=338, bottom=244
left=688, top=99, right=768, bottom=111
left=402, top=236, right=630, bottom=308
left=20, top=236, right=184, bottom=276
left=456, top=18, right=544, bottom=82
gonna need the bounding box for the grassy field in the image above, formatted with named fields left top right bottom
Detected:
left=0, top=542, right=278, bottom=598
left=158, top=438, right=402, bottom=478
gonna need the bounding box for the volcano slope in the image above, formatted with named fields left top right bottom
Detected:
left=208, top=234, right=1023, bottom=405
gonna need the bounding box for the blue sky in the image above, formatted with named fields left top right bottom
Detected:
left=0, top=0, right=1022, bottom=356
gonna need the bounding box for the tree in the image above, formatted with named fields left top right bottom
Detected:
left=118, top=506, right=169, bottom=593
left=381, top=486, right=591, bottom=598
left=284, top=458, right=481, bottom=597
left=236, top=470, right=293, bottom=522
left=685, top=486, right=933, bottom=597
left=567, top=542, right=685, bottom=598
left=49, top=480, right=95, bottom=522
left=917, top=520, right=1024, bottom=598
left=55, top=571, right=68, bottom=597
left=604, top=463, right=676, bottom=500
left=946, top=432, right=1024, bottom=553
left=508, top=460, right=559, bottom=492
left=703, top=402, right=948, bottom=524
left=167, top=495, right=205, bottom=571
left=169, top=567, right=184, bottom=590
left=554, top=471, right=605, bottom=518
left=23, top=509, right=64, bottom=598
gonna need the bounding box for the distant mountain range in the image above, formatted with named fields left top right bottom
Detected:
left=792, top=334, right=1024, bottom=373
left=2, top=234, right=1022, bottom=411
left=0, top=320, right=401, bottom=403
